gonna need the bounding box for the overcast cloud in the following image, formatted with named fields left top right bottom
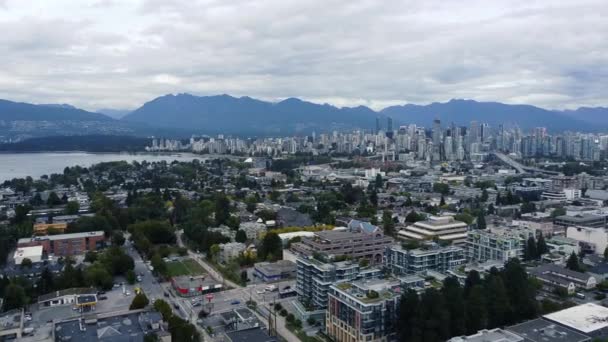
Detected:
left=0, top=0, right=606, bottom=111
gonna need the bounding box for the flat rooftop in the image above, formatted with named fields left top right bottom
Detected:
left=508, top=318, right=591, bottom=342
left=18, top=231, right=104, bottom=244
left=226, top=327, right=277, bottom=342
left=0, top=309, right=22, bottom=332
left=448, top=328, right=523, bottom=342
left=544, top=303, right=608, bottom=334
left=54, top=311, right=160, bottom=342
left=254, top=260, right=295, bottom=274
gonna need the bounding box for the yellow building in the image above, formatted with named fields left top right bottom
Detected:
left=33, top=222, right=67, bottom=235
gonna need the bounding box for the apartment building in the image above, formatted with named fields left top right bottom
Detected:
left=326, top=278, right=401, bottom=342
left=296, top=257, right=382, bottom=310
left=385, top=244, right=466, bottom=275
left=466, top=228, right=529, bottom=262
left=397, top=215, right=469, bottom=245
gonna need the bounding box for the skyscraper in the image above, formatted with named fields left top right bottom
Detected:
left=376, top=117, right=381, bottom=134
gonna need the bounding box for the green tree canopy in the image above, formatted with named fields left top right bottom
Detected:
left=130, top=292, right=150, bottom=310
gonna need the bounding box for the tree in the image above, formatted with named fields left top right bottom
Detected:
left=551, top=207, right=566, bottom=218
left=168, top=315, right=200, bottom=342
left=84, top=263, right=114, bottom=290
left=369, top=189, right=378, bottom=207
left=480, top=189, right=489, bottom=202
left=84, top=251, right=97, bottom=264
left=406, top=210, right=424, bottom=223
left=485, top=274, right=512, bottom=327
left=130, top=292, right=150, bottom=310
left=433, top=182, right=450, bottom=195
left=209, top=244, right=220, bottom=262
left=502, top=258, right=537, bottom=321
left=20, top=258, right=33, bottom=269
left=495, top=192, right=502, bottom=205
left=375, top=174, right=383, bottom=189
left=464, top=270, right=482, bottom=298
left=442, top=277, right=466, bottom=337
left=536, top=233, right=548, bottom=257
left=37, top=267, right=55, bottom=295
left=260, top=232, right=283, bottom=261
left=476, top=210, right=486, bottom=229
left=3, top=283, right=27, bottom=310
left=235, top=229, right=247, bottom=243
left=440, top=195, right=446, bottom=206
left=99, top=246, right=134, bottom=275
left=419, top=288, right=450, bottom=342
left=151, top=253, right=167, bottom=276
left=526, top=236, right=538, bottom=260
left=153, top=299, right=173, bottom=320
left=214, top=194, right=231, bottom=225
left=604, top=246, right=608, bottom=262
left=521, top=201, right=536, bottom=214
left=382, top=210, right=395, bottom=236
left=126, top=270, right=137, bottom=284
left=240, top=270, right=248, bottom=283
left=566, top=252, right=581, bottom=272
left=112, top=230, right=126, bottom=246
left=465, top=285, right=487, bottom=334
left=47, top=192, right=62, bottom=207
left=397, top=289, right=421, bottom=341
left=65, top=201, right=80, bottom=215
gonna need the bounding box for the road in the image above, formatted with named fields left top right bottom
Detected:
left=492, top=152, right=560, bottom=175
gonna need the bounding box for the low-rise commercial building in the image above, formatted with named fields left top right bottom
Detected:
left=531, top=264, right=596, bottom=294
left=555, top=214, right=606, bottom=229
left=544, top=303, right=608, bottom=339
left=171, top=276, right=222, bottom=297
left=13, top=245, right=43, bottom=265
left=0, top=309, right=24, bottom=340
left=53, top=310, right=167, bottom=341
left=33, top=222, right=67, bottom=235
left=38, top=288, right=98, bottom=308
left=385, top=244, right=466, bottom=275
left=18, top=231, right=106, bottom=256
left=567, top=226, right=608, bottom=255
left=397, top=215, right=469, bottom=245
left=254, top=260, right=296, bottom=282
left=326, top=278, right=401, bottom=342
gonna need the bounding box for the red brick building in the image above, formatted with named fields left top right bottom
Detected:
left=17, top=231, right=106, bottom=256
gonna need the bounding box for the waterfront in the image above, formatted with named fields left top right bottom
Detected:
left=0, top=152, right=206, bottom=182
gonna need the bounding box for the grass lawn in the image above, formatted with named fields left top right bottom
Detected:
left=182, top=258, right=205, bottom=275
left=166, top=258, right=205, bottom=277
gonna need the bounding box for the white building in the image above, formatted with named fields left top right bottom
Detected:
left=13, top=246, right=43, bottom=265
left=218, top=242, right=246, bottom=264
left=398, top=215, right=469, bottom=245
left=567, top=226, right=608, bottom=255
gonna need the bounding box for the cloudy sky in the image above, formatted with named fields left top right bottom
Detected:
left=0, top=0, right=606, bottom=111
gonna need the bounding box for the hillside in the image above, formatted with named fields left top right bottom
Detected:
left=124, top=94, right=599, bottom=134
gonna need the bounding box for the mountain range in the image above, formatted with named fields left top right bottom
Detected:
left=0, top=95, right=606, bottom=139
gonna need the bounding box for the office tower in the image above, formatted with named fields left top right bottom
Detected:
left=432, top=119, right=442, bottom=160
left=375, top=117, right=381, bottom=134
left=387, top=117, right=393, bottom=132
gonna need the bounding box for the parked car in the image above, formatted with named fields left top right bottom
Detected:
left=192, top=301, right=202, bottom=307
left=230, top=300, right=241, bottom=305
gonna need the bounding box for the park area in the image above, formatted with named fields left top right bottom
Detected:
left=165, top=258, right=206, bottom=277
